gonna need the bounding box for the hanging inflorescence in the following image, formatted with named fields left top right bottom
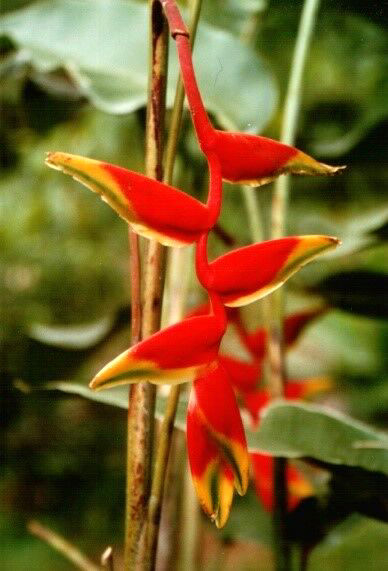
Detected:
left=46, top=0, right=343, bottom=527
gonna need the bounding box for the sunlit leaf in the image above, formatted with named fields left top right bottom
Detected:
left=28, top=315, right=114, bottom=349
left=0, top=0, right=277, bottom=131
left=248, top=402, right=388, bottom=475
left=309, top=515, right=388, bottom=571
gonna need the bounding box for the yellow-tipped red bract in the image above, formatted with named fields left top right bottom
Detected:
left=187, top=363, right=249, bottom=527
left=89, top=308, right=226, bottom=390
left=251, top=453, right=314, bottom=512
left=207, top=235, right=340, bottom=307
left=45, top=152, right=214, bottom=247
left=211, top=131, right=345, bottom=187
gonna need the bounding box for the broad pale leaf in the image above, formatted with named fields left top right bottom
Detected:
left=248, top=402, right=388, bottom=476
left=0, top=0, right=277, bottom=131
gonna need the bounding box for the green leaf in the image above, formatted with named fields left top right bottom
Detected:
left=220, top=486, right=272, bottom=544
left=309, top=515, right=388, bottom=571
left=247, top=402, right=388, bottom=476
left=0, top=0, right=277, bottom=131
left=39, top=381, right=188, bottom=430
left=27, top=315, right=114, bottom=349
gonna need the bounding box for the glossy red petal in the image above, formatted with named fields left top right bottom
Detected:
left=187, top=393, right=236, bottom=528
left=251, top=453, right=314, bottom=512
left=218, top=355, right=261, bottom=394
left=208, top=236, right=339, bottom=307
left=187, top=393, right=220, bottom=519
left=285, top=378, right=333, bottom=399
left=244, top=391, right=270, bottom=425
left=193, top=363, right=249, bottom=495
left=243, top=329, right=267, bottom=361
left=89, top=312, right=226, bottom=390
left=211, top=131, right=345, bottom=187
left=45, top=152, right=211, bottom=247
left=284, top=306, right=327, bottom=346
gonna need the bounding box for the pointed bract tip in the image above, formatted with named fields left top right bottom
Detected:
left=288, top=151, right=346, bottom=177
left=89, top=350, right=154, bottom=391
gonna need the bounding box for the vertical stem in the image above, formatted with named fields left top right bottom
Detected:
left=179, top=466, right=201, bottom=571
left=271, top=0, right=321, bottom=239
left=124, top=1, right=169, bottom=569
left=242, top=186, right=264, bottom=243
left=145, top=2, right=203, bottom=566
left=268, top=1, right=320, bottom=570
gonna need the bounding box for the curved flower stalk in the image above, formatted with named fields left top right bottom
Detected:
left=196, top=232, right=340, bottom=307
left=90, top=292, right=226, bottom=390
left=45, top=152, right=222, bottom=247
left=187, top=362, right=249, bottom=528
left=160, top=0, right=344, bottom=186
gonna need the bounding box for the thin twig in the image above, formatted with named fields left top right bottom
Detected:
left=101, top=546, right=114, bottom=571
left=27, top=520, right=100, bottom=571
left=124, top=1, right=169, bottom=569
left=268, top=1, right=321, bottom=569
left=145, top=1, right=203, bottom=567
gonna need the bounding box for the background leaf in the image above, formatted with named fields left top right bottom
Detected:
left=248, top=402, right=388, bottom=475
left=0, top=0, right=277, bottom=131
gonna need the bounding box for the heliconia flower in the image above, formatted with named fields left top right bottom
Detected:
left=196, top=233, right=340, bottom=307
left=218, top=355, right=261, bottom=394
left=251, top=453, right=314, bottom=512
left=89, top=293, right=226, bottom=390
left=209, top=131, right=344, bottom=187
left=45, top=152, right=222, bottom=247
left=284, top=306, right=328, bottom=347
left=236, top=306, right=327, bottom=360
left=244, top=379, right=332, bottom=425
left=187, top=363, right=250, bottom=528
left=161, top=0, right=344, bottom=187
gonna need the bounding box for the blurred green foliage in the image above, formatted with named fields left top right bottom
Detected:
left=1, top=0, right=387, bottom=569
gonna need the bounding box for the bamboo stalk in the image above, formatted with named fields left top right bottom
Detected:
left=145, top=1, right=203, bottom=567
left=268, top=1, right=321, bottom=569
left=124, top=1, right=169, bottom=569
left=27, top=520, right=100, bottom=571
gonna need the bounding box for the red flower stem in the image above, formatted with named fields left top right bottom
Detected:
left=124, top=1, right=169, bottom=569
left=205, top=153, right=223, bottom=225
left=195, top=231, right=211, bottom=290
left=161, top=0, right=214, bottom=151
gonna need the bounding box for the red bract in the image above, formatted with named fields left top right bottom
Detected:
left=187, top=363, right=249, bottom=528
left=196, top=233, right=340, bottom=307
left=284, top=306, right=328, bottom=347
left=236, top=306, right=327, bottom=360
left=251, top=453, right=314, bottom=512
left=90, top=293, right=226, bottom=390
left=45, top=152, right=222, bottom=247
left=209, top=130, right=344, bottom=186
left=244, top=379, right=332, bottom=425
left=218, top=355, right=261, bottom=394
left=161, top=0, right=344, bottom=186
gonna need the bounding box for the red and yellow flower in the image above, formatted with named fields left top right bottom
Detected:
left=187, top=362, right=249, bottom=528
